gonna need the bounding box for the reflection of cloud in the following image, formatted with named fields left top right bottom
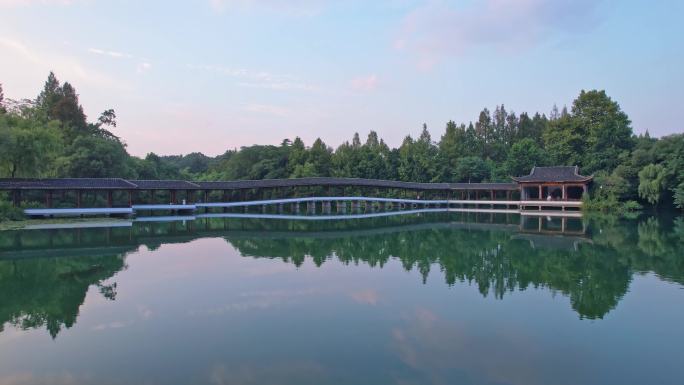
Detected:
left=350, top=289, right=379, bottom=305
left=189, top=288, right=321, bottom=316
left=91, top=321, right=129, bottom=331
left=137, top=305, right=153, bottom=320
left=389, top=307, right=591, bottom=385
left=209, top=361, right=326, bottom=385
left=0, top=372, right=95, bottom=385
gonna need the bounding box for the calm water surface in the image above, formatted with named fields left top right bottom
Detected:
left=0, top=212, right=683, bottom=385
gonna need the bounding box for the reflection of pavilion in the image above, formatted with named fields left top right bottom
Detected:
left=520, top=215, right=587, bottom=235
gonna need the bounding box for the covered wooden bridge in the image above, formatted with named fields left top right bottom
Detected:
left=0, top=166, right=591, bottom=217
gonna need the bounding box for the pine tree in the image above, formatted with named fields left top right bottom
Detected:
left=0, top=83, right=5, bottom=114
left=36, top=72, right=62, bottom=119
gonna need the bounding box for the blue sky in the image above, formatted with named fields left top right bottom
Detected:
left=1, top=0, right=682, bottom=156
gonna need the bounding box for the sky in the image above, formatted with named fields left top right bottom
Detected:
left=1, top=0, right=682, bottom=157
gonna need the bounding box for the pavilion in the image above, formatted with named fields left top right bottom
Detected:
left=512, top=166, right=592, bottom=201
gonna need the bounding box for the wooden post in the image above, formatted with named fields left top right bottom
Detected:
left=128, top=190, right=133, bottom=206
left=77, top=190, right=82, bottom=208
left=171, top=190, right=177, bottom=204
left=107, top=190, right=113, bottom=207
left=562, top=185, right=567, bottom=200
left=538, top=185, right=542, bottom=200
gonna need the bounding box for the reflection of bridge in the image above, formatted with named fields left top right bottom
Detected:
left=1, top=167, right=591, bottom=219
left=0, top=210, right=588, bottom=260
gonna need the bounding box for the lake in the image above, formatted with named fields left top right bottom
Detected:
left=0, top=212, right=683, bottom=385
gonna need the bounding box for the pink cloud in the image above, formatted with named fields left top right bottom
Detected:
left=396, top=0, right=604, bottom=67
left=351, top=74, right=379, bottom=91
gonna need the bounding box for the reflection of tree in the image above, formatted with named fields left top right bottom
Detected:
left=0, top=254, right=126, bottom=338
left=227, top=215, right=684, bottom=320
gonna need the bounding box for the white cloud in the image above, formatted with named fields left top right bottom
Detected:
left=0, top=37, right=128, bottom=92
left=351, top=74, right=379, bottom=91
left=0, top=0, right=77, bottom=6
left=88, top=48, right=133, bottom=59
left=208, top=0, right=326, bottom=16
left=242, top=103, right=291, bottom=117
left=396, top=0, right=604, bottom=67
left=188, top=64, right=316, bottom=91
left=136, top=62, right=152, bottom=73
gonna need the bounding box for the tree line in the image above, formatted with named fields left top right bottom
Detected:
left=1, top=72, right=683, bottom=210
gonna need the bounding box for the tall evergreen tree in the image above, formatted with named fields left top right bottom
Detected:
left=475, top=108, right=492, bottom=159
left=0, top=83, right=5, bottom=114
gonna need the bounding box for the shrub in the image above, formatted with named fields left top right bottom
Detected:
left=0, top=200, right=25, bottom=221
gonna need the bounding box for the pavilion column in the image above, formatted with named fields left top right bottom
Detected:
left=45, top=190, right=53, bottom=208
left=204, top=190, right=209, bottom=203
left=128, top=190, right=133, bottom=206
left=582, top=184, right=588, bottom=197
left=107, top=191, right=113, bottom=207
left=538, top=185, right=542, bottom=200
left=171, top=190, right=177, bottom=204
left=77, top=190, right=82, bottom=208
left=562, top=185, right=567, bottom=201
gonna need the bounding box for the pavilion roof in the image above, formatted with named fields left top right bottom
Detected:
left=511, top=166, right=592, bottom=183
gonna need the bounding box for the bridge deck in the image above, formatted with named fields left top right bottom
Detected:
left=25, top=207, right=134, bottom=217
left=23, top=197, right=582, bottom=217
left=131, top=204, right=197, bottom=211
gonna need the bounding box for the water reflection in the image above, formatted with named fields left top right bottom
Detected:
left=0, top=212, right=683, bottom=338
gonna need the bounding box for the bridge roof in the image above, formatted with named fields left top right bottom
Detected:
left=0, top=178, right=136, bottom=190
left=0, top=177, right=518, bottom=191
left=194, top=178, right=518, bottom=191
left=511, top=166, right=592, bottom=183
left=129, top=180, right=200, bottom=189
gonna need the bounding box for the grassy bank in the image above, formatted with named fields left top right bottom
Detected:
left=0, top=217, right=130, bottom=231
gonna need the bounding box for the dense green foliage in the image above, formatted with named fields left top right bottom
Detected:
left=1, top=73, right=683, bottom=210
